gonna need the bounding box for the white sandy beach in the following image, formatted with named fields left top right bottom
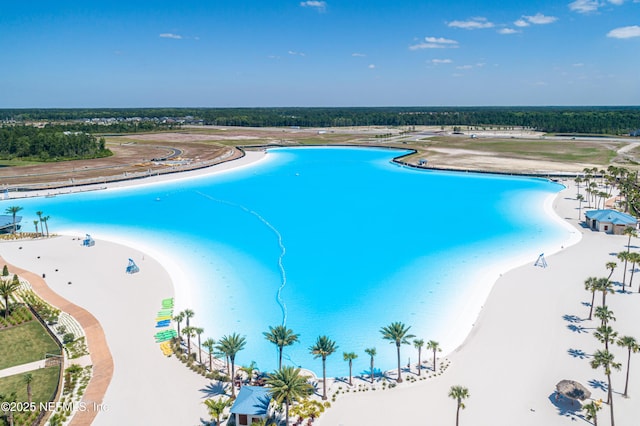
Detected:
left=2, top=151, right=640, bottom=426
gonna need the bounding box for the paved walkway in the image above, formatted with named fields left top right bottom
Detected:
left=0, top=359, right=48, bottom=379
left=1, top=256, right=113, bottom=426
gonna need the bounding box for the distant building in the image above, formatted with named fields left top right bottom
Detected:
left=631, top=129, right=640, bottom=137
left=584, top=209, right=637, bottom=235
left=229, top=386, right=272, bottom=426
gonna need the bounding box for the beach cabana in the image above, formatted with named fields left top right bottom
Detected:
left=555, top=379, right=591, bottom=403
left=82, top=234, right=95, bottom=247
left=584, top=209, right=637, bottom=235
left=230, top=385, right=272, bottom=426
left=126, top=258, right=140, bottom=274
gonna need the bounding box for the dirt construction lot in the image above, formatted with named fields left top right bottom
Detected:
left=1, top=126, right=638, bottom=190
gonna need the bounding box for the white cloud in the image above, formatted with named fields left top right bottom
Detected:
left=569, top=0, right=601, bottom=13
left=368, top=64, right=376, bottom=69
left=352, top=53, right=366, bottom=57
left=300, top=1, right=327, bottom=11
left=288, top=50, right=306, bottom=56
left=431, top=59, right=453, bottom=64
left=607, top=25, right=640, bottom=38
left=499, top=28, right=520, bottom=34
left=523, top=13, right=558, bottom=24
left=514, top=19, right=530, bottom=27
left=573, top=62, right=585, bottom=67
left=425, top=36, right=458, bottom=44
left=448, top=17, right=494, bottom=30
left=608, top=0, right=624, bottom=4
left=409, top=36, right=459, bottom=50
left=456, top=65, right=473, bottom=70
left=159, top=33, right=183, bottom=39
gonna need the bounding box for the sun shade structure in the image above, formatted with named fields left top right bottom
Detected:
left=0, top=215, right=21, bottom=233
left=126, top=258, right=139, bottom=274
left=585, top=209, right=637, bottom=234
left=230, top=386, right=272, bottom=425
left=556, top=379, right=592, bottom=401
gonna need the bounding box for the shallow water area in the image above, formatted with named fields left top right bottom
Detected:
left=3, top=147, right=576, bottom=378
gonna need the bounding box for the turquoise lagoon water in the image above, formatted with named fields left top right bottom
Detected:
left=3, top=147, right=576, bottom=378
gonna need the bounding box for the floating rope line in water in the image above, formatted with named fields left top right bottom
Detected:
left=195, top=191, right=289, bottom=326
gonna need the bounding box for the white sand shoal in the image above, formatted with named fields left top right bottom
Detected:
left=318, top=184, right=640, bottom=426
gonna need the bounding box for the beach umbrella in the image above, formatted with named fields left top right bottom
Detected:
left=555, top=379, right=592, bottom=401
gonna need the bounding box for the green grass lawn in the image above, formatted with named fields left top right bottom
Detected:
left=0, top=321, right=61, bottom=370
left=0, top=366, right=60, bottom=426
left=0, top=366, right=60, bottom=403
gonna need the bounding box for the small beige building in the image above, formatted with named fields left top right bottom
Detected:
left=584, top=209, right=637, bottom=235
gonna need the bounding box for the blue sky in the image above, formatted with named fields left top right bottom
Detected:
left=1, top=0, right=639, bottom=107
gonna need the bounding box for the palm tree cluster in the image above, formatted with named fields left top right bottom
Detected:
left=1, top=207, right=52, bottom=237
left=575, top=166, right=640, bottom=216
left=582, top=256, right=639, bottom=426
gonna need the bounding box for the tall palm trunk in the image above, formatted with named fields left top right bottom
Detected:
left=231, top=357, right=237, bottom=397
left=370, top=358, right=374, bottom=383
left=433, top=347, right=438, bottom=371
left=285, top=399, right=290, bottom=426
left=417, top=347, right=422, bottom=376
left=322, top=356, right=328, bottom=400
left=278, top=346, right=283, bottom=370
left=624, top=349, right=632, bottom=397
left=455, top=403, right=461, bottom=426
left=588, top=290, right=596, bottom=320
left=396, top=344, right=402, bottom=383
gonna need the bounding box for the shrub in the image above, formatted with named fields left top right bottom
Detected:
left=56, top=325, right=67, bottom=334
left=2, top=265, right=8, bottom=276
left=63, top=333, right=75, bottom=344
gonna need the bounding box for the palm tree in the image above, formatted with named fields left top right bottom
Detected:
left=194, top=326, right=204, bottom=364
left=577, top=194, right=584, bottom=219
left=343, top=352, right=357, bottom=386
left=584, top=277, right=599, bottom=320
left=183, top=308, right=195, bottom=327
left=182, top=326, right=196, bottom=357
left=591, top=349, right=621, bottom=425
left=616, top=252, right=630, bottom=291
left=616, top=335, right=639, bottom=397
left=364, top=347, right=376, bottom=383
left=426, top=340, right=442, bottom=372
left=173, top=311, right=185, bottom=340
left=582, top=400, right=602, bottom=426
left=595, top=277, right=614, bottom=308
left=594, top=325, right=618, bottom=351
left=0, top=278, right=21, bottom=319
left=42, top=215, right=50, bottom=237
left=309, top=335, right=337, bottom=400
left=263, top=324, right=299, bottom=370
left=203, top=338, right=216, bottom=371
left=624, top=226, right=637, bottom=253
left=4, top=206, right=23, bottom=234
left=23, top=373, right=33, bottom=404
left=33, top=220, right=39, bottom=235
left=448, top=385, right=470, bottom=426
left=413, top=339, right=424, bottom=376
left=266, top=366, right=313, bottom=426
left=605, top=261, right=616, bottom=282
left=628, top=252, right=640, bottom=291
left=216, top=333, right=247, bottom=398
left=594, top=306, right=616, bottom=327
left=36, top=211, right=43, bottom=235
left=204, top=397, right=231, bottom=426
left=380, top=321, right=415, bottom=383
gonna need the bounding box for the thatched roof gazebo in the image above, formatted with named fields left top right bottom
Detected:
left=555, top=379, right=591, bottom=403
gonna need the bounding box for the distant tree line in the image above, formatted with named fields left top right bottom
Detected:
left=1, top=106, right=639, bottom=135
left=0, top=125, right=111, bottom=161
